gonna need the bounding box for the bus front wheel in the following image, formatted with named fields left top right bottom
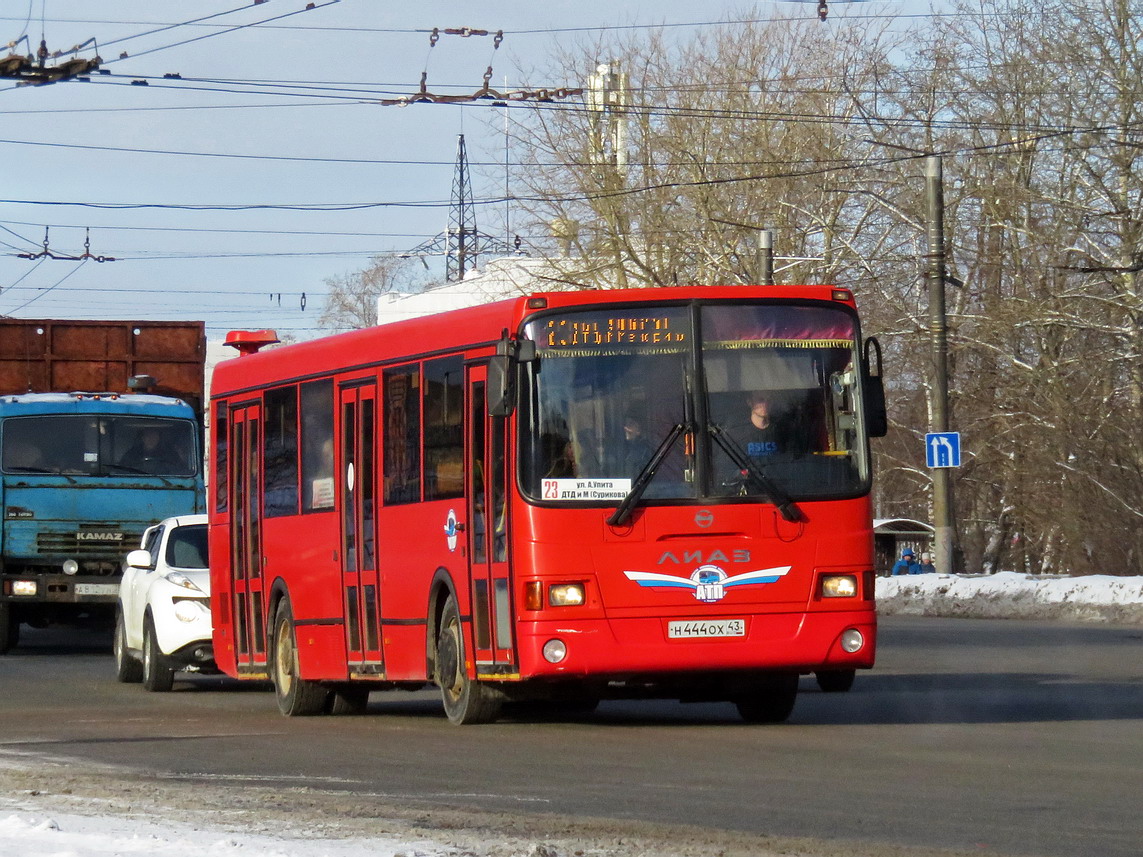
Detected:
left=815, top=669, right=856, bottom=693
left=734, top=672, right=799, bottom=723
left=435, top=597, right=501, bottom=725
left=271, top=598, right=328, bottom=716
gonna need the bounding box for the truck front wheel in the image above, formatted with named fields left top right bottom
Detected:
left=0, top=604, right=18, bottom=655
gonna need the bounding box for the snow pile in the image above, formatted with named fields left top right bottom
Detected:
left=876, top=572, right=1143, bottom=624
left=0, top=805, right=442, bottom=857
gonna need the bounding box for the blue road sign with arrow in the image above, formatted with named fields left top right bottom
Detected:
left=925, top=432, right=961, bottom=468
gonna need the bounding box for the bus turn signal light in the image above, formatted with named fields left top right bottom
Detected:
left=821, top=574, right=858, bottom=598
left=525, top=581, right=544, bottom=611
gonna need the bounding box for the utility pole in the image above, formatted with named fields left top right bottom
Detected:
left=758, top=230, right=775, bottom=285
left=926, top=155, right=955, bottom=575
left=588, top=61, right=630, bottom=287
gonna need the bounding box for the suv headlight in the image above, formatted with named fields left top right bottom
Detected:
left=164, top=572, right=205, bottom=594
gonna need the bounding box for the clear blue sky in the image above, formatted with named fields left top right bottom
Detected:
left=0, top=1, right=909, bottom=340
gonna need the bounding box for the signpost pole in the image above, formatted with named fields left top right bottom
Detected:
left=926, top=155, right=956, bottom=574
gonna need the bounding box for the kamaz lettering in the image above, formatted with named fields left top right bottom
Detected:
left=76, top=532, right=124, bottom=542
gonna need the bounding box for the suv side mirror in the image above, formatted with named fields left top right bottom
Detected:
left=126, top=549, right=154, bottom=570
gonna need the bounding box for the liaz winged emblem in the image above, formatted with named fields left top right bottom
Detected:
left=623, top=564, right=792, bottom=603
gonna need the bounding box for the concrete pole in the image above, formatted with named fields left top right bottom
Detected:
left=758, top=229, right=774, bottom=285
left=926, top=155, right=955, bottom=574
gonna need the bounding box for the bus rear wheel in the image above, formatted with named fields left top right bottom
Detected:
left=272, top=598, right=328, bottom=716
left=734, top=672, right=799, bottom=723
left=435, top=597, right=501, bottom=725
left=326, top=685, right=370, bottom=715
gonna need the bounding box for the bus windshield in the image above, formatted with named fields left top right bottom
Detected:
left=1, top=415, right=197, bottom=477
left=520, top=302, right=868, bottom=505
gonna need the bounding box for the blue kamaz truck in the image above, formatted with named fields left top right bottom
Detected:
left=0, top=320, right=206, bottom=653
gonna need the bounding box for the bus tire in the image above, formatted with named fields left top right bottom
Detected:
left=815, top=669, right=856, bottom=693
left=734, top=672, right=798, bottom=724
left=114, top=609, right=143, bottom=683
left=271, top=598, right=327, bottom=716
left=435, top=596, right=501, bottom=725
left=326, top=685, right=370, bottom=715
left=0, top=603, right=16, bottom=655
left=142, top=616, right=175, bottom=692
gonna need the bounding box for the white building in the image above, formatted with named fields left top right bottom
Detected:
left=376, top=256, right=571, bottom=326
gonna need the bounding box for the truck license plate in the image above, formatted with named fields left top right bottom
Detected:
left=73, top=583, right=119, bottom=597
left=667, top=618, right=746, bottom=639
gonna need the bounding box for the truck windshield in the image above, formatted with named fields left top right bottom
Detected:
left=1, top=416, right=197, bottom=477
left=519, top=302, right=868, bottom=505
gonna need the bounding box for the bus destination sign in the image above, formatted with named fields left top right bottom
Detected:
left=542, top=315, right=687, bottom=349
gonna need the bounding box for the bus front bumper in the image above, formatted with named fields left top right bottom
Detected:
left=512, top=609, right=876, bottom=679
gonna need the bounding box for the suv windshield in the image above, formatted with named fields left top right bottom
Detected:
left=519, top=301, right=869, bottom=506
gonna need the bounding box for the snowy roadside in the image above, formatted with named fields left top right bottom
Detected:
left=0, top=754, right=928, bottom=857
left=4, top=573, right=1141, bottom=857
left=875, top=572, right=1143, bottom=624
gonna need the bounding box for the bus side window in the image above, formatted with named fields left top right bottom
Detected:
left=383, top=365, right=421, bottom=504
left=214, top=402, right=228, bottom=513
left=300, top=379, right=335, bottom=511
left=424, top=356, right=463, bottom=501
left=264, top=385, right=299, bottom=517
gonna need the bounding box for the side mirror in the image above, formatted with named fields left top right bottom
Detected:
left=487, top=354, right=515, bottom=417
left=862, top=337, right=888, bottom=438
left=125, top=549, right=154, bottom=570
left=487, top=332, right=536, bottom=417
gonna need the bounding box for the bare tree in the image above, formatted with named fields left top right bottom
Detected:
left=499, top=1, right=1143, bottom=573
left=319, top=255, right=429, bottom=331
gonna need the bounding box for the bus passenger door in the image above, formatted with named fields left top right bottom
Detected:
left=339, top=382, right=383, bottom=675
left=228, top=403, right=267, bottom=672
left=466, top=369, right=516, bottom=674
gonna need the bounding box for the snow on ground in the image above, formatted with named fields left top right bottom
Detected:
left=876, top=571, right=1143, bottom=624
left=4, top=573, right=1142, bottom=857
left=0, top=803, right=433, bottom=857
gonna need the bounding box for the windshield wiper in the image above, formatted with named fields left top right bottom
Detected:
left=607, top=422, right=687, bottom=527
left=708, top=424, right=803, bottom=523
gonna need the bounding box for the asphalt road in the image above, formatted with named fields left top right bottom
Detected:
left=1, top=616, right=1141, bottom=857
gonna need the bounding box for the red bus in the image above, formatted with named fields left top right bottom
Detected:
left=209, top=285, right=887, bottom=724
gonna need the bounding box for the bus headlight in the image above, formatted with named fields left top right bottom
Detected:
left=548, top=583, right=585, bottom=607
left=821, top=574, right=858, bottom=598
left=10, top=580, right=37, bottom=596
left=62, top=559, right=80, bottom=576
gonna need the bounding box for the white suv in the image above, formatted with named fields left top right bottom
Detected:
left=114, top=514, right=213, bottom=691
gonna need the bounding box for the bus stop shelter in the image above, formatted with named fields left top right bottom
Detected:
left=873, top=518, right=935, bottom=575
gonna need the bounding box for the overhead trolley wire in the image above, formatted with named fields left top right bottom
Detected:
left=101, top=0, right=341, bottom=65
